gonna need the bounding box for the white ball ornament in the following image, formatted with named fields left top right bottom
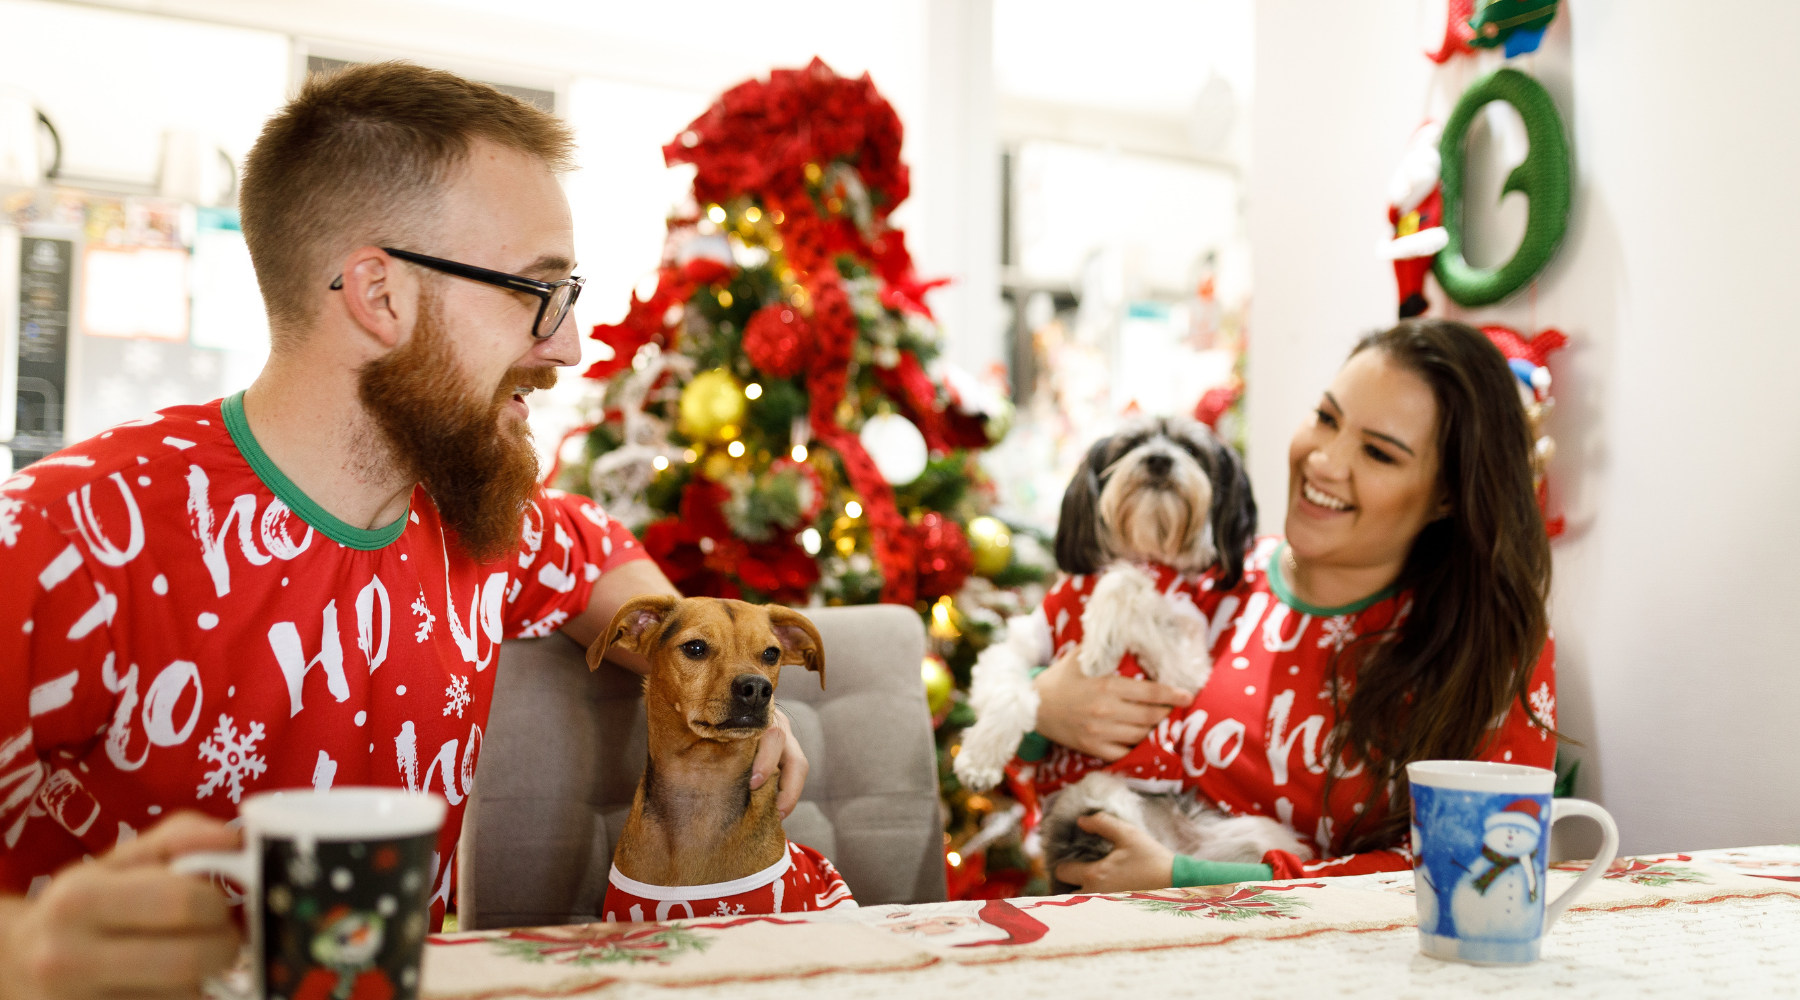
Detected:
left=859, top=413, right=929, bottom=485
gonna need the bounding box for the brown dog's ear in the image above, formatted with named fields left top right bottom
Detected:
left=590, top=595, right=680, bottom=671
left=765, top=605, right=824, bottom=687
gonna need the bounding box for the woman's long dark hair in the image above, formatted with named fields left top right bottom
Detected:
left=1324, top=319, right=1555, bottom=854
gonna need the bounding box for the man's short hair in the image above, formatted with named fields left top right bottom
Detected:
left=239, top=61, right=575, bottom=343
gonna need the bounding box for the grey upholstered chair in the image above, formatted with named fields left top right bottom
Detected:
left=456, top=603, right=946, bottom=929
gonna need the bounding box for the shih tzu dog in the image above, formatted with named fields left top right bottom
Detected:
left=954, top=416, right=1311, bottom=892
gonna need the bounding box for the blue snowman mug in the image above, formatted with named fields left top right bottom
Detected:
left=1407, top=761, right=1618, bottom=965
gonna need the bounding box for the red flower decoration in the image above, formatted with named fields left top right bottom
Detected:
left=743, top=304, right=812, bottom=379
left=584, top=265, right=695, bottom=381
left=664, top=57, right=914, bottom=283
left=641, top=476, right=819, bottom=604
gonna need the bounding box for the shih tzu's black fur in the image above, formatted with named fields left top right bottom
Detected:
left=1054, top=416, right=1256, bottom=586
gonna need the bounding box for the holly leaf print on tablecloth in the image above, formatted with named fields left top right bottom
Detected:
left=1552, top=856, right=1711, bottom=887
left=490, top=925, right=711, bottom=966
left=1121, top=883, right=1324, bottom=921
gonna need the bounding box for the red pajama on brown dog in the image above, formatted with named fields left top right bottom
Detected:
left=589, top=596, right=856, bottom=920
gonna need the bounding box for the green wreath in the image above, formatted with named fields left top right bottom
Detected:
left=1435, top=67, right=1571, bottom=306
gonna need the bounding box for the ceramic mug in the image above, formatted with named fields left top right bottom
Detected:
left=1407, top=760, right=1618, bottom=965
left=173, top=787, right=446, bottom=1000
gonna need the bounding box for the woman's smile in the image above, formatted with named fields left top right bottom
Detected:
left=1299, top=477, right=1354, bottom=514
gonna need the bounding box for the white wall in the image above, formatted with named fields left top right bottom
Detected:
left=1, top=0, right=1001, bottom=462
left=1249, top=1, right=1800, bottom=855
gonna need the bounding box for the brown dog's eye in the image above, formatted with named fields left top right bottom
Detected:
left=680, top=640, right=709, bottom=660
left=762, top=646, right=779, bottom=665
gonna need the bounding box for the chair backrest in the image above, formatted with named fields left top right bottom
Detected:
left=456, top=602, right=946, bottom=929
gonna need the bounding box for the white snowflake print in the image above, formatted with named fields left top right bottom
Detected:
left=1318, top=615, right=1356, bottom=652
left=443, top=674, right=471, bottom=719
left=712, top=900, right=746, bottom=916
left=1529, top=681, right=1556, bottom=737
left=411, top=591, right=436, bottom=643
left=196, top=714, right=268, bottom=803
left=0, top=497, right=23, bottom=547
left=514, top=608, right=569, bottom=639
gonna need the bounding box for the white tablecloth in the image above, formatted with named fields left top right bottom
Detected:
left=423, top=845, right=1800, bottom=999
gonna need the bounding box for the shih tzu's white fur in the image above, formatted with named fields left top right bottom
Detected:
left=956, top=417, right=1311, bottom=888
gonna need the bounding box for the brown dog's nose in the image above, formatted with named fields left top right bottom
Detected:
left=731, top=673, right=773, bottom=709
left=1144, top=453, right=1173, bottom=477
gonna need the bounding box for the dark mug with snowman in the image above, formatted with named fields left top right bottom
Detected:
left=1407, top=761, right=1618, bottom=965
left=174, top=788, right=446, bottom=999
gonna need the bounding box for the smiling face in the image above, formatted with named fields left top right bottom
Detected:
left=1483, top=822, right=1541, bottom=857
left=598, top=597, right=823, bottom=744
left=421, top=137, right=582, bottom=429
left=355, top=139, right=582, bottom=561
left=1285, top=347, right=1448, bottom=574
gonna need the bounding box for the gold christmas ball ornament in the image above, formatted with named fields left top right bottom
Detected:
left=922, top=654, right=955, bottom=720
left=966, top=516, right=1013, bottom=577
left=679, top=369, right=748, bottom=442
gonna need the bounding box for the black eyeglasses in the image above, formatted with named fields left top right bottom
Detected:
left=330, top=248, right=583, bottom=340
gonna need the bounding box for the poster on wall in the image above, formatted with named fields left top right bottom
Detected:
left=11, top=235, right=74, bottom=470
left=82, top=245, right=190, bottom=340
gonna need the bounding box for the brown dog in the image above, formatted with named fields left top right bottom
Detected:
left=588, top=596, right=856, bottom=919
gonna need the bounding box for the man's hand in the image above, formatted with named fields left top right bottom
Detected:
left=751, top=705, right=808, bottom=818
left=0, top=812, right=242, bottom=1000
left=563, top=559, right=682, bottom=676
left=1031, top=648, right=1193, bottom=761
left=1053, top=812, right=1176, bottom=893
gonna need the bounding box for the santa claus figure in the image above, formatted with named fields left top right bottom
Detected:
left=1450, top=799, right=1545, bottom=943
left=1380, top=121, right=1450, bottom=318
left=867, top=899, right=1049, bottom=948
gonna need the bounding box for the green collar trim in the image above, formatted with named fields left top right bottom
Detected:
left=222, top=391, right=409, bottom=551
left=1267, top=542, right=1399, bottom=618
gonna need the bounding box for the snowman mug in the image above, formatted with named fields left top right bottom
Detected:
left=1407, top=761, right=1618, bottom=965
left=172, top=788, right=446, bottom=1000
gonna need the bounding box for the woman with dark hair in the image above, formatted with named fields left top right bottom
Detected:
left=1036, top=318, right=1557, bottom=890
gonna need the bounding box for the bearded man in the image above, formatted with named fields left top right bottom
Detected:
left=0, top=62, right=807, bottom=999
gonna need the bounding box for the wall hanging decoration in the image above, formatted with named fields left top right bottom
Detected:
left=1434, top=67, right=1571, bottom=307
left=1467, top=0, right=1560, bottom=58
left=1423, top=0, right=1477, bottom=64
left=1380, top=121, right=1450, bottom=318
left=1482, top=325, right=1567, bottom=537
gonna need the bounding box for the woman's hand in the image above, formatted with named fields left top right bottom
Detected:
left=1032, top=648, right=1192, bottom=761
left=1053, top=812, right=1176, bottom=893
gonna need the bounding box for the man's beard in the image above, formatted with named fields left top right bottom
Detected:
left=357, top=297, right=555, bottom=563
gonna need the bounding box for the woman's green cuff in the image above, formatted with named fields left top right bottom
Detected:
left=1170, top=856, right=1274, bottom=887
left=1016, top=665, right=1051, bottom=761
left=1017, top=732, right=1050, bottom=762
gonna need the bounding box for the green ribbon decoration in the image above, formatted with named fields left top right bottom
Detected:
left=1434, top=67, right=1571, bottom=306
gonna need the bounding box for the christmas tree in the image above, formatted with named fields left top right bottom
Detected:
left=564, top=58, right=1052, bottom=898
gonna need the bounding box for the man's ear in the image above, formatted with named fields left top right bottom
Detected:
left=338, top=246, right=413, bottom=350
left=591, top=595, right=680, bottom=671
left=765, top=605, right=824, bottom=686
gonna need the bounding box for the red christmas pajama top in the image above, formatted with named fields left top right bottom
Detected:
left=1025, top=537, right=1556, bottom=878
left=603, top=840, right=856, bottom=921
left=0, top=393, right=648, bottom=927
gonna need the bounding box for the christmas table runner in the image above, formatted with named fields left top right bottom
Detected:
left=420, top=845, right=1800, bottom=998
